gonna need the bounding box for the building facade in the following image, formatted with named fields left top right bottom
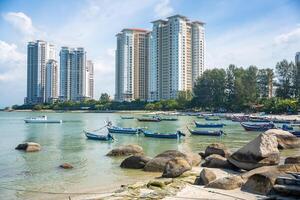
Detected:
left=115, top=29, right=150, bottom=101
left=45, top=59, right=59, bottom=103
left=148, top=15, right=205, bottom=101
left=296, top=52, right=300, bottom=66
left=59, top=47, right=90, bottom=101
left=115, top=15, right=205, bottom=102
left=86, top=60, right=94, bottom=99
left=25, top=40, right=56, bottom=104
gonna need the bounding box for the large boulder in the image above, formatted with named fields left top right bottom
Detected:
left=228, top=133, right=280, bottom=170
left=59, top=163, right=73, bottom=169
left=206, top=175, right=244, bottom=190
left=120, top=155, right=151, bottom=169
left=204, top=143, right=231, bottom=158
left=241, top=164, right=300, bottom=180
left=162, top=157, right=192, bottom=178
left=15, top=142, right=41, bottom=152
left=194, top=168, right=216, bottom=185
left=144, top=150, right=198, bottom=172
left=185, top=152, right=201, bottom=166
left=202, top=154, right=237, bottom=170
left=284, top=156, right=300, bottom=164
left=106, top=144, right=143, bottom=156
left=242, top=172, right=293, bottom=195
left=265, top=129, right=300, bottom=149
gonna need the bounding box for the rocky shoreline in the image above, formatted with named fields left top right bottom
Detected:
left=15, top=128, right=300, bottom=200
left=72, top=128, right=300, bottom=200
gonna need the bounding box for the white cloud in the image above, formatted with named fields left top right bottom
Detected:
left=3, top=12, right=35, bottom=36
left=274, top=27, right=300, bottom=45
left=154, top=0, right=174, bottom=18
left=0, top=41, right=26, bottom=81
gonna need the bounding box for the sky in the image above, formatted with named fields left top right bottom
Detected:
left=0, top=0, right=300, bottom=107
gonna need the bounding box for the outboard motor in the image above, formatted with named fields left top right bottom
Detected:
left=177, top=131, right=186, bottom=137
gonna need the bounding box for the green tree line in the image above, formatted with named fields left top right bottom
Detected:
left=13, top=59, right=299, bottom=114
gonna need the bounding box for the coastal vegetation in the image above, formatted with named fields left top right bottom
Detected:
left=13, top=59, right=300, bottom=114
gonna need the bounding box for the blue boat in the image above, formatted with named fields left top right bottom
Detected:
left=187, top=127, right=224, bottom=136
left=241, top=122, right=275, bottom=131
left=120, top=116, right=134, bottom=119
left=205, top=116, right=220, bottom=121
left=84, top=131, right=114, bottom=141
left=107, top=126, right=140, bottom=134
left=141, top=130, right=185, bottom=139
left=194, top=121, right=225, bottom=128
left=282, top=124, right=300, bottom=137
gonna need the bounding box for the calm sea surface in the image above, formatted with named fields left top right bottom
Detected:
left=0, top=111, right=298, bottom=200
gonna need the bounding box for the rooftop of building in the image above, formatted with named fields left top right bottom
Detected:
left=192, top=20, right=206, bottom=25
left=122, top=28, right=149, bottom=32
left=167, top=14, right=189, bottom=20
left=151, top=14, right=205, bottom=25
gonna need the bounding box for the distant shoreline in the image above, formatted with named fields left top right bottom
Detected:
left=1, top=109, right=299, bottom=121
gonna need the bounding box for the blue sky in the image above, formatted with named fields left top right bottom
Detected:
left=0, top=0, right=300, bottom=107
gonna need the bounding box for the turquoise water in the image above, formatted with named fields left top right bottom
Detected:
left=0, top=111, right=298, bottom=200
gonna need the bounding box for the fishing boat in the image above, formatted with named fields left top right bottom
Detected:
left=159, top=116, right=178, bottom=121
left=84, top=131, right=114, bottom=141
left=194, top=121, right=225, bottom=128
left=107, top=126, right=140, bottom=134
left=249, top=117, right=270, bottom=123
left=120, top=116, right=134, bottom=119
left=24, top=115, right=62, bottom=123
left=137, top=116, right=161, bottom=122
left=240, top=122, right=275, bottom=131
left=270, top=119, right=291, bottom=124
left=141, top=130, right=185, bottom=139
left=231, top=116, right=249, bottom=122
left=204, top=116, right=220, bottom=121
left=282, top=124, right=300, bottom=137
left=187, top=127, right=224, bottom=136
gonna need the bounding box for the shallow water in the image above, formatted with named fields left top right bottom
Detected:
left=0, top=111, right=298, bottom=200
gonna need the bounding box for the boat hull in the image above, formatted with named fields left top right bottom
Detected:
left=142, top=130, right=183, bottom=139
left=137, top=118, right=161, bottom=122
left=194, top=121, right=224, bottom=128
left=24, top=119, right=62, bottom=123
left=188, top=129, right=223, bottom=136
left=107, top=126, right=139, bottom=134
left=84, top=131, right=113, bottom=141
left=241, top=122, right=275, bottom=131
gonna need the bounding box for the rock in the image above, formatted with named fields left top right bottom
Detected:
left=204, top=143, right=231, bottom=158
left=201, top=154, right=237, bottom=170
left=120, top=155, right=151, bottom=169
left=59, top=163, right=73, bottom=169
left=199, top=151, right=205, bottom=158
left=185, top=152, right=201, bottom=166
left=265, top=129, right=300, bottom=149
left=206, top=175, right=244, bottom=190
left=144, top=150, right=196, bottom=172
left=162, top=157, right=192, bottom=178
left=147, top=179, right=173, bottom=188
left=241, top=172, right=294, bottom=195
left=284, top=156, right=300, bottom=164
left=194, top=169, right=216, bottom=185
left=106, top=144, right=143, bottom=156
left=144, top=157, right=172, bottom=172
left=228, top=133, right=280, bottom=170
left=15, top=142, right=41, bottom=152
left=242, top=164, right=300, bottom=180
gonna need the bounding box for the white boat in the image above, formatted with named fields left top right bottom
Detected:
left=24, top=116, right=62, bottom=123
